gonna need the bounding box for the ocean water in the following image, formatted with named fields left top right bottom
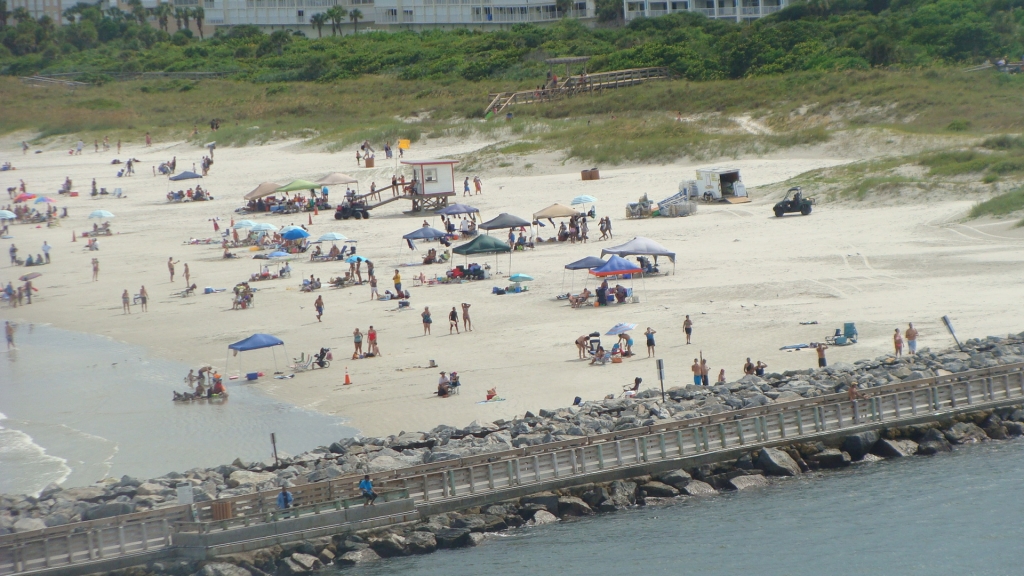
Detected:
left=337, top=440, right=1024, bottom=576
left=0, top=324, right=357, bottom=496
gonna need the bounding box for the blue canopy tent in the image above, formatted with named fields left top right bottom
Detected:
left=436, top=203, right=479, bottom=217
left=589, top=255, right=645, bottom=302
left=169, top=171, right=202, bottom=181
left=402, top=226, right=448, bottom=252
left=226, top=333, right=287, bottom=379
left=562, top=256, right=606, bottom=293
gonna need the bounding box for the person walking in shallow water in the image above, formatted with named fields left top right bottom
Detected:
left=5, top=321, right=14, bottom=350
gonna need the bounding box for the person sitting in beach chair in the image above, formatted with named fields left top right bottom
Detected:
left=309, top=245, right=322, bottom=261
left=279, top=263, right=291, bottom=278
left=621, top=377, right=641, bottom=398
left=590, top=346, right=609, bottom=365
left=328, top=244, right=341, bottom=259
left=448, top=371, right=461, bottom=394
left=423, top=248, right=437, bottom=265
left=614, top=284, right=628, bottom=304
left=569, top=288, right=591, bottom=308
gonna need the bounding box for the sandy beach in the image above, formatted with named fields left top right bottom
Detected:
left=3, top=132, right=1024, bottom=438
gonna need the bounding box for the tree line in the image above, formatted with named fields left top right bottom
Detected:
left=1, top=0, right=1022, bottom=82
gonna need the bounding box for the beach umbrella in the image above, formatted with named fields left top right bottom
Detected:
left=281, top=228, right=310, bottom=240
left=509, top=273, right=534, bottom=283
left=436, top=203, right=480, bottom=216
left=233, top=220, right=256, bottom=229
left=34, top=196, right=57, bottom=204
left=571, top=195, right=597, bottom=206
left=269, top=251, right=290, bottom=258
left=19, top=272, right=42, bottom=281
left=345, top=255, right=368, bottom=263
left=317, top=232, right=348, bottom=242
left=606, top=323, right=637, bottom=336
left=169, top=171, right=202, bottom=181
left=0, top=210, right=15, bottom=220
left=14, top=193, right=36, bottom=203
left=250, top=223, right=277, bottom=232
left=89, top=210, right=115, bottom=219
left=276, top=179, right=319, bottom=193
left=281, top=225, right=303, bottom=232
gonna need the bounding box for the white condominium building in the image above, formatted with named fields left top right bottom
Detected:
left=624, top=0, right=787, bottom=22
left=201, top=0, right=374, bottom=32
left=373, top=0, right=594, bottom=29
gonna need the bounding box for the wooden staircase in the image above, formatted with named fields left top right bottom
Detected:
left=486, top=67, right=672, bottom=115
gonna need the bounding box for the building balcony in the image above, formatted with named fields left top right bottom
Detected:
left=693, top=7, right=713, bottom=15
left=647, top=8, right=666, bottom=15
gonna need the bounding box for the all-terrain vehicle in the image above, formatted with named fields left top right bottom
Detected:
left=774, top=187, right=815, bottom=217
left=335, top=200, right=370, bottom=220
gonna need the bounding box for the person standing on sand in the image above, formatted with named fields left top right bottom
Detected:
left=75, top=140, right=83, bottom=155
left=139, top=286, right=148, bottom=312
left=122, top=289, right=131, bottom=314
left=5, top=321, right=14, bottom=350
left=22, top=141, right=28, bottom=155
left=463, top=177, right=471, bottom=197
left=576, top=335, right=590, bottom=359
left=894, top=328, right=904, bottom=357
left=461, top=302, right=472, bottom=331
left=314, top=295, right=324, bottom=322
left=368, top=326, right=379, bottom=355
left=183, top=263, right=190, bottom=286
left=167, top=257, right=179, bottom=282
left=816, top=343, right=829, bottom=368
left=369, top=276, right=379, bottom=300
left=683, top=315, right=693, bottom=344
left=645, top=327, right=656, bottom=358
left=691, top=359, right=701, bottom=385
left=353, top=328, right=363, bottom=357
left=393, top=270, right=402, bottom=293
left=906, top=323, right=919, bottom=355
left=42, top=241, right=50, bottom=264
left=474, top=176, right=482, bottom=195
left=700, top=359, right=709, bottom=386
left=421, top=307, right=432, bottom=335
left=145, top=132, right=152, bottom=147
left=92, top=258, right=99, bottom=281
left=449, top=307, right=460, bottom=334
left=9, top=244, right=17, bottom=266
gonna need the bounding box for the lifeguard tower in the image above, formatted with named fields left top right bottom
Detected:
left=400, top=159, right=458, bottom=212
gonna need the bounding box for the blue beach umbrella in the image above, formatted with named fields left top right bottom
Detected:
left=606, top=323, right=637, bottom=336
left=34, top=196, right=57, bottom=204
left=281, top=228, right=310, bottom=240
left=571, top=195, right=597, bottom=206
left=509, top=273, right=534, bottom=282
left=0, top=210, right=15, bottom=220
left=345, top=255, right=368, bottom=263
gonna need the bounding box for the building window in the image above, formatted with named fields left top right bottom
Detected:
left=424, top=168, right=438, bottom=182
left=670, top=1, right=687, bottom=8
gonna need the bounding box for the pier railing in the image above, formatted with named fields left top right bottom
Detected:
left=2, top=362, right=1023, bottom=575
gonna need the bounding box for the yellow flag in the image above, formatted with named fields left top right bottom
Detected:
left=398, top=139, right=411, bottom=150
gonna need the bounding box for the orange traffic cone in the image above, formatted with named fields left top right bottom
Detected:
left=72, top=231, right=76, bottom=242
left=314, top=205, right=319, bottom=216
left=344, top=368, right=352, bottom=385
left=308, top=213, right=313, bottom=225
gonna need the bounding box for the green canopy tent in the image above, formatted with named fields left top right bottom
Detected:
left=452, top=233, right=513, bottom=275
left=275, top=179, right=320, bottom=193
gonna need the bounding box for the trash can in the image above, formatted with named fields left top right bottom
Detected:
left=365, top=158, right=375, bottom=168
left=211, top=501, right=233, bottom=520
left=581, top=170, right=591, bottom=181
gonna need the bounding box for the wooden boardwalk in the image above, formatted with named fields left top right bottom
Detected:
left=4, top=362, right=1023, bottom=575
left=485, top=67, right=671, bottom=115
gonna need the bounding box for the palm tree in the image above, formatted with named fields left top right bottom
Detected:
left=173, top=7, right=183, bottom=30
left=181, top=6, right=191, bottom=31
left=154, top=2, right=171, bottom=32
left=349, top=8, right=362, bottom=34
left=129, top=0, right=147, bottom=25
left=193, top=6, right=204, bottom=38
left=37, top=14, right=55, bottom=41
left=326, top=6, right=346, bottom=36
left=310, top=12, right=327, bottom=38
left=0, top=0, right=12, bottom=29
left=105, top=6, right=125, bottom=22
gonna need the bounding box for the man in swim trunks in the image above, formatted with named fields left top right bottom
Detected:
left=449, top=307, right=460, bottom=334
left=683, top=315, right=693, bottom=344
left=5, top=321, right=14, bottom=350
left=692, top=359, right=702, bottom=385
left=576, top=335, right=590, bottom=359
left=743, top=357, right=755, bottom=375
left=700, top=359, right=709, bottom=386
left=905, top=323, right=918, bottom=355
left=816, top=343, right=828, bottom=368
left=139, top=286, right=148, bottom=312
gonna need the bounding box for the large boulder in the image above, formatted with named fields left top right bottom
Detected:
left=13, top=518, right=47, bottom=533
left=944, top=422, right=988, bottom=445
left=580, top=487, right=610, bottom=509
left=519, top=493, right=559, bottom=515
left=639, top=482, right=679, bottom=498
left=728, top=475, right=768, bottom=491
left=872, top=439, right=918, bottom=459
left=196, top=562, right=253, bottom=576
left=228, top=471, right=278, bottom=488
left=58, top=486, right=106, bottom=503
left=756, top=448, right=801, bottom=476
left=275, top=558, right=309, bottom=576
left=681, top=480, right=717, bottom=496
left=656, top=469, right=692, bottom=490
left=841, top=431, right=879, bottom=461
left=916, top=428, right=952, bottom=455
left=557, top=497, right=594, bottom=517
left=83, top=502, right=135, bottom=521
left=335, top=548, right=381, bottom=566
left=289, top=553, right=322, bottom=572
left=450, top=515, right=487, bottom=533
left=367, top=532, right=407, bottom=557
left=136, top=482, right=170, bottom=496
left=434, top=528, right=473, bottom=549
left=529, top=510, right=559, bottom=525
left=404, top=531, right=437, bottom=555
left=807, top=449, right=851, bottom=469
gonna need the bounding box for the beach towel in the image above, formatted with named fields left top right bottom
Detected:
left=780, top=344, right=810, bottom=351
left=476, top=398, right=505, bottom=404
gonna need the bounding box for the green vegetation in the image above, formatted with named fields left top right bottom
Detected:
left=969, top=187, right=1024, bottom=223
left=2, top=0, right=1024, bottom=82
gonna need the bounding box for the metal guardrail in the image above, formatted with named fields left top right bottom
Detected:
left=2, top=362, right=1023, bottom=575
